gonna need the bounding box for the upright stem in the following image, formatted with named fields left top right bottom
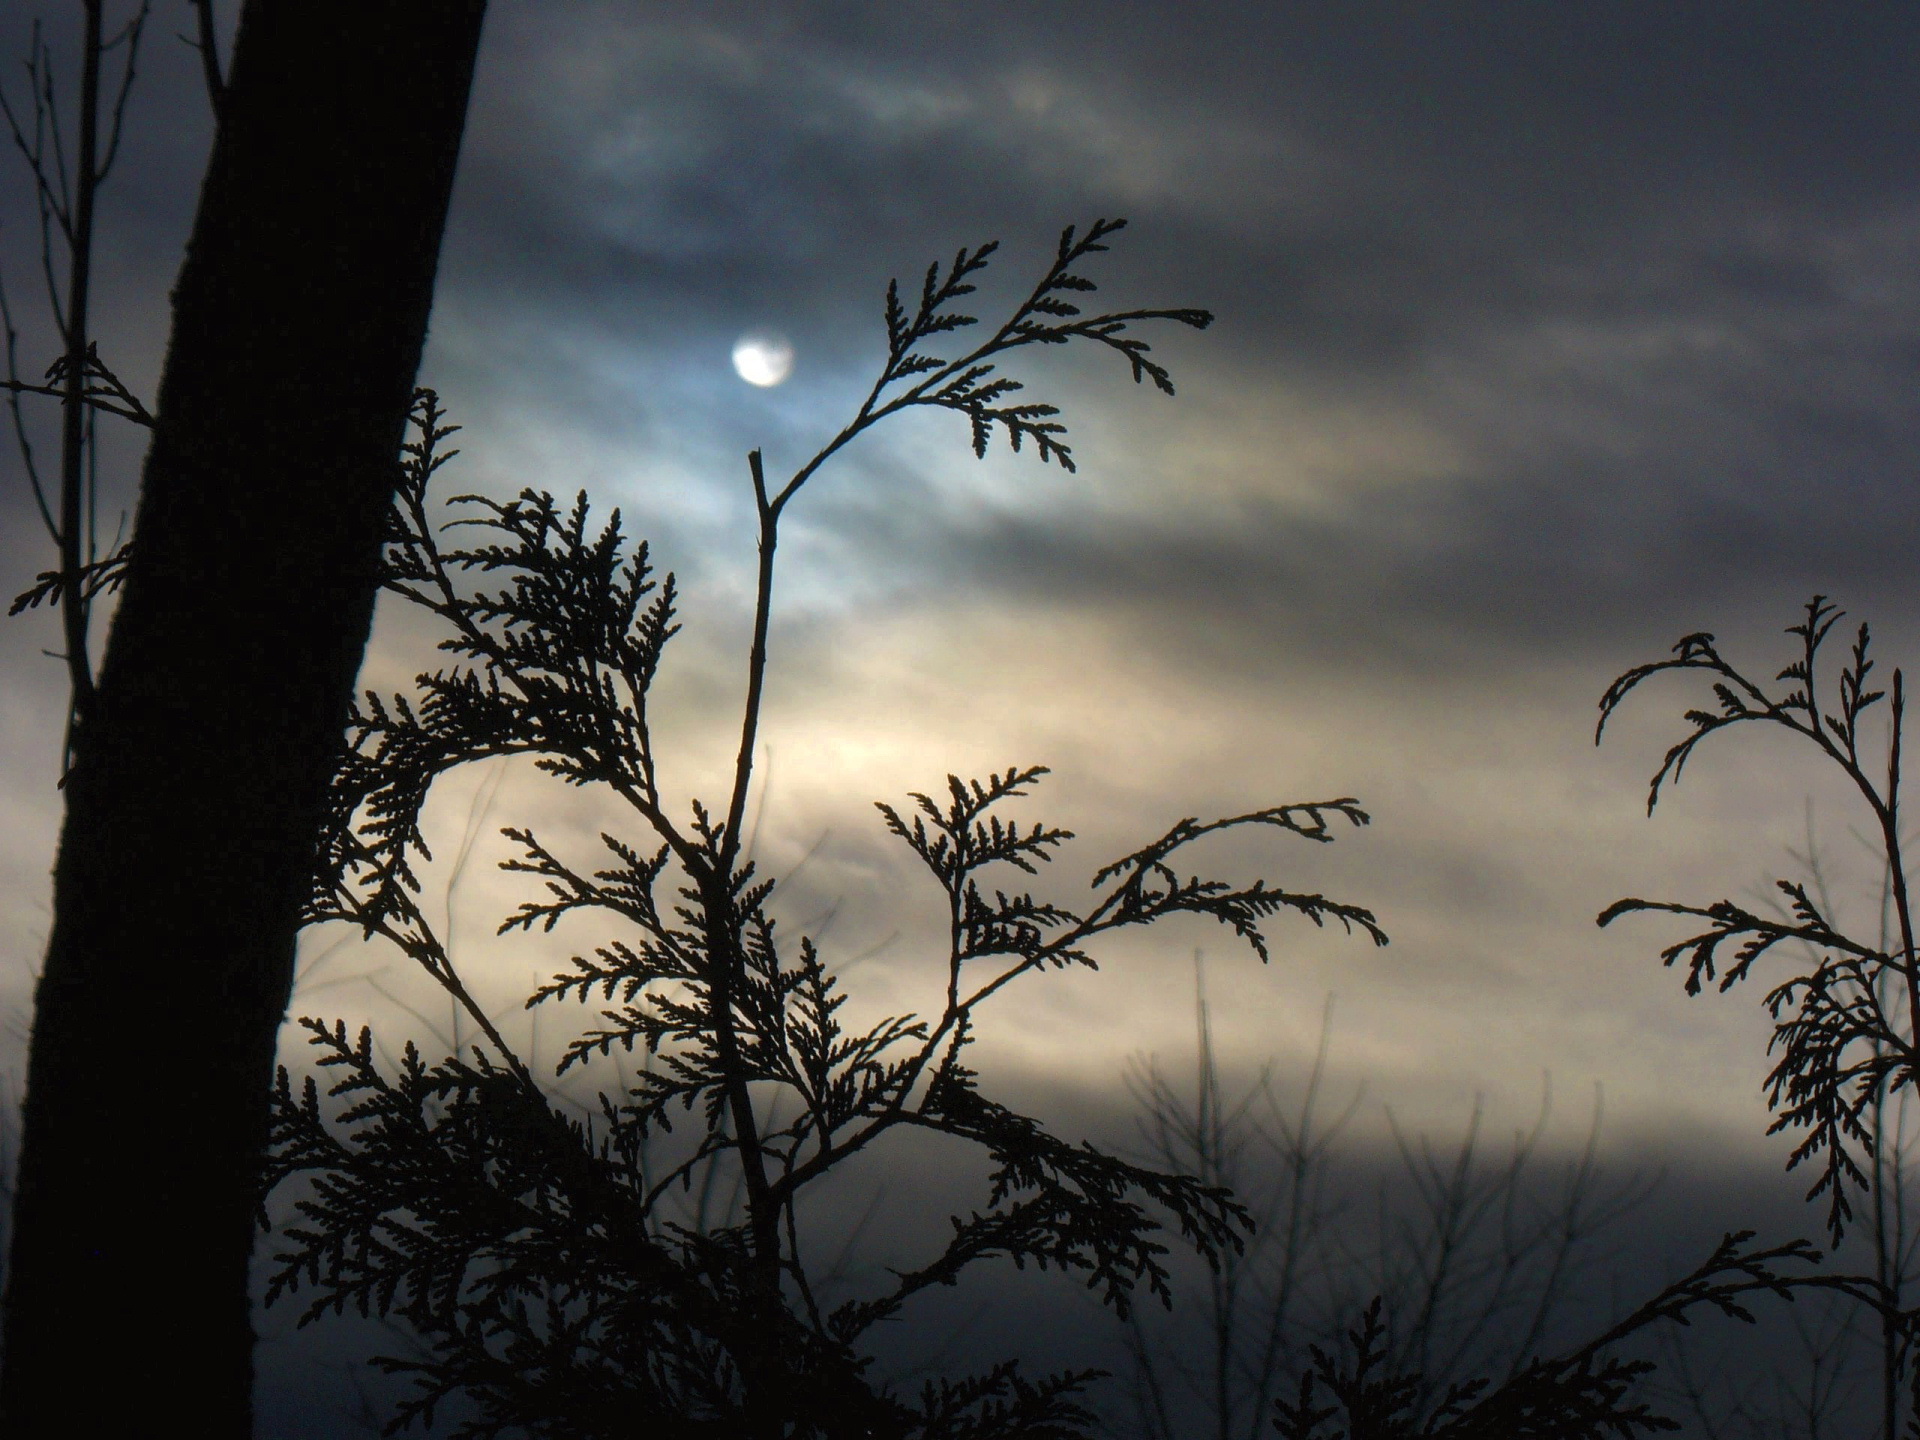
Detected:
left=723, top=448, right=777, bottom=872
left=704, top=876, right=778, bottom=1263
left=1876, top=672, right=1913, bottom=1439
left=192, top=0, right=226, bottom=115
left=712, top=448, right=786, bottom=1434
left=57, top=0, right=104, bottom=760
left=1194, top=960, right=1233, bottom=1440
left=1893, top=1109, right=1914, bottom=1437
left=714, top=447, right=780, bottom=1261
left=1885, top=676, right=1920, bottom=1055
left=1876, top=1068, right=1897, bottom=1439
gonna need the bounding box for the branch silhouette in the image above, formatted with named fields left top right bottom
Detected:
left=275, top=224, right=1364, bottom=1439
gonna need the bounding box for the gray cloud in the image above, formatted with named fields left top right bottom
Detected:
left=6, top=5, right=1920, bottom=1428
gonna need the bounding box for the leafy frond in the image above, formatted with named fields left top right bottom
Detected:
left=1086, top=802, right=1388, bottom=959
left=830, top=218, right=1211, bottom=487
left=7, top=538, right=129, bottom=616
left=1595, top=597, right=1895, bottom=817
left=310, top=389, right=687, bottom=945
left=1599, top=595, right=1920, bottom=1244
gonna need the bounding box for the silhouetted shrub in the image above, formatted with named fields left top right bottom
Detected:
left=267, top=223, right=1396, bottom=1438
left=1600, top=597, right=1920, bottom=1434
left=264, top=226, right=1871, bottom=1440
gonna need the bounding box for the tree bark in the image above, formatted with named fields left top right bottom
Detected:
left=1, top=4, right=488, bottom=1433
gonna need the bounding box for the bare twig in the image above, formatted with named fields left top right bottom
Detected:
left=186, top=0, right=222, bottom=116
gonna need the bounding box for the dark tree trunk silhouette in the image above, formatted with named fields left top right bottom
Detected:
left=0, top=4, right=488, bottom=1434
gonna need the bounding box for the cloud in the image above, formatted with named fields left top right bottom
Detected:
left=7, top=20, right=1920, bottom=1410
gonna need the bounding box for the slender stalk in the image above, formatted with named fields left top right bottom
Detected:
left=0, top=270, right=56, bottom=538
left=1875, top=1069, right=1897, bottom=1439
left=1884, top=675, right=1920, bottom=1060
left=721, top=448, right=776, bottom=874
left=1890, top=1091, right=1915, bottom=1434
left=1244, top=1004, right=1341, bottom=1440
left=1193, top=961, right=1233, bottom=1440
left=1870, top=826, right=1911, bottom=1440
left=191, top=0, right=224, bottom=115
left=55, top=0, right=104, bottom=762
left=712, top=448, right=787, bottom=1437
left=712, top=448, right=780, bottom=1258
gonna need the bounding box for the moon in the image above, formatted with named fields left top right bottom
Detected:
left=731, top=332, right=794, bottom=387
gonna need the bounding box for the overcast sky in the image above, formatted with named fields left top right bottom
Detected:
left=6, top=2, right=1920, bottom=1419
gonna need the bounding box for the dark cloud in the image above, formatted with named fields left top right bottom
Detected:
left=402, top=1, right=1920, bottom=683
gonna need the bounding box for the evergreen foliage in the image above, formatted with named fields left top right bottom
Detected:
left=1600, top=596, right=1920, bottom=1433
left=268, top=224, right=1387, bottom=1438
left=262, top=225, right=1876, bottom=1439
left=1599, top=599, right=1918, bottom=1246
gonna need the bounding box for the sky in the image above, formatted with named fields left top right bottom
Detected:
left=6, top=0, right=1920, bottom=1429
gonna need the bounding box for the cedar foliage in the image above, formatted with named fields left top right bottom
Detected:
left=1599, top=599, right=1917, bottom=1247
left=1599, top=596, right=1920, bottom=1434
left=262, top=225, right=1865, bottom=1438
left=268, top=223, right=1391, bottom=1438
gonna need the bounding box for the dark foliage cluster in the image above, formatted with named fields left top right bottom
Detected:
left=1270, top=1234, right=1887, bottom=1440
left=1599, top=594, right=1920, bottom=1434
left=258, top=226, right=1882, bottom=1440
left=265, top=227, right=1396, bottom=1438
left=1599, top=599, right=1920, bottom=1246
left=872, top=217, right=1210, bottom=472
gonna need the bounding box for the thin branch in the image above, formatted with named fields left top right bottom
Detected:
left=0, top=268, right=56, bottom=539
left=94, top=1, right=150, bottom=182
left=187, top=0, right=223, bottom=117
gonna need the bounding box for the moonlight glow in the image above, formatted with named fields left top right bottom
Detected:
left=731, top=332, right=794, bottom=387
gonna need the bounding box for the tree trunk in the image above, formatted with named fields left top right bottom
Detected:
left=0, top=4, right=488, bottom=1434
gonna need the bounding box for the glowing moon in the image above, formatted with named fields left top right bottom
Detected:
left=731, top=332, right=794, bottom=387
